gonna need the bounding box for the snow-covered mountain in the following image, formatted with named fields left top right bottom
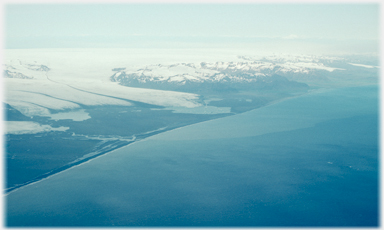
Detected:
left=3, top=60, right=50, bottom=80
left=109, top=59, right=342, bottom=93
left=110, top=55, right=345, bottom=84
left=3, top=52, right=378, bottom=118
left=109, top=53, right=380, bottom=92
left=3, top=70, right=33, bottom=79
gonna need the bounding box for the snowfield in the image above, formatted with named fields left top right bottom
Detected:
left=110, top=53, right=346, bottom=86
left=3, top=49, right=375, bottom=120
left=5, top=78, right=133, bottom=117
left=55, top=79, right=201, bottom=108
left=5, top=121, right=69, bottom=135
left=348, top=63, right=379, bottom=69
left=4, top=49, right=208, bottom=117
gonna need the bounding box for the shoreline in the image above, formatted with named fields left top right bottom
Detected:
left=4, top=125, right=174, bottom=195
left=4, top=87, right=330, bottom=195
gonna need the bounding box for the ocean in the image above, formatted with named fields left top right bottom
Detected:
left=6, top=85, right=378, bottom=227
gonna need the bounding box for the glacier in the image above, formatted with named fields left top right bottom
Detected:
left=5, top=121, right=69, bottom=135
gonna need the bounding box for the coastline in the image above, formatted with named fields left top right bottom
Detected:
left=4, top=87, right=329, bottom=195
left=4, top=125, right=174, bottom=195
left=5, top=84, right=378, bottom=227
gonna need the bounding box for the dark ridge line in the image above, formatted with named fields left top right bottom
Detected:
left=18, top=72, right=162, bottom=110
left=45, top=72, right=163, bottom=109
left=16, top=99, right=54, bottom=111
left=17, top=90, right=86, bottom=108
left=64, top=84, right=164, bottom=109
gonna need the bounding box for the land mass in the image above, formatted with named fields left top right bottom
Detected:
left=4, top=52, right=378, bottom=192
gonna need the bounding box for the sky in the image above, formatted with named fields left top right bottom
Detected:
left=4, top=3, right=380, bottom=54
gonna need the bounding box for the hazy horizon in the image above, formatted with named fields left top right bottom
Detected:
left=4, top=4, right=380, bottom=55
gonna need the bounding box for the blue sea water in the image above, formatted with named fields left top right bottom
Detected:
left=6, top=85, right=378, bottom=227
